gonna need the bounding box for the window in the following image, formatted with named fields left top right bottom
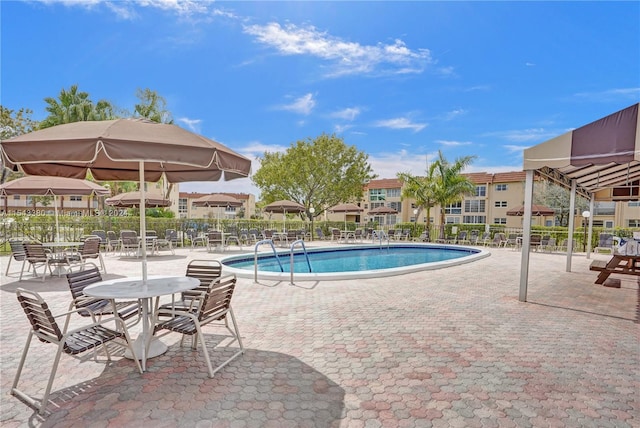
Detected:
left=628, top=201, right=640, bottom=207
left=628, top=219, right=640, bottom=227
left=445, top=202, right=462, bottom=214
left=463, top=215, right=486, bottom=224
left=494, top=201, right=508, bottom=208
left=69, top=196, right=82, bottom=201
left=475, top=185, right=486, bottom=197
left=605, top=220, right=614, bottom=229
left=495, top=184, right=508, bottom=191
left=464, top=200, right=485, bottom=213
left=178, top=198, right=187, bottom=214
left=369, top=189, right=386, bottom=201
left=389, top=201, right=402, bottom=213
left=13, top=195, right=20, bottom=200
left=494, top=218, right=507, bottom=224
left=386, top=188, right=401, bottom=198
left=370, top=202, right=385, bottom=209
left=445, top=216, right=460, bottom=224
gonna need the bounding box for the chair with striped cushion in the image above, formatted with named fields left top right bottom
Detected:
left=11, top=288, right=142, bottom=415
left=152, top=275, right=243, bottom=378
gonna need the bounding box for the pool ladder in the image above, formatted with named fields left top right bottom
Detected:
left=372, top=230, right=390, bottom=249
left=289, top=239, right=312, bottom=284
left=253, top=239, right=312, bottom=283
left=254, top=239, right=283, bottom=282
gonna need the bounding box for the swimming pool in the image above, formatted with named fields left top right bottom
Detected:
left=221, top=243, right=490, bottom=281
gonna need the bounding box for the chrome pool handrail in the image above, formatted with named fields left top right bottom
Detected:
left=254, top=239, right=283, bottom=282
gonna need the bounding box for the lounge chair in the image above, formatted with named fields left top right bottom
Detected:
left=456, top=230, right=469, bottom=245
left=315, top=227, right=326, bottom=240
left=11, top=288, right=142, bottom=414
left=152, top=275, right=244, bottom=378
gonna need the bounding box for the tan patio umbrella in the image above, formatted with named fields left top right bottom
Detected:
left=192, top=193, right=242, bottom=229
left=105, top=190, right=171, bottom=208
left=263, top=200, right=305, bottom=231
left=1, top=118, right=251, bottom=280
left=368, top=205, right=398, bottom=226
left=329, top=203, right=364, bottom=230
left=506, top=204, right=555, bottom=216
left=0, top=176, right=109, bottom=241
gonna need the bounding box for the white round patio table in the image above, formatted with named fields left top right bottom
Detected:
left=84, top=275, right=199, bottom=371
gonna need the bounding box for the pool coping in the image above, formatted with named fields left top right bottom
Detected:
left=220, top=242, right=491, bottom=281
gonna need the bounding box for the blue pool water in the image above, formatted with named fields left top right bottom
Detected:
left=221, top=244, right=489, bottom=280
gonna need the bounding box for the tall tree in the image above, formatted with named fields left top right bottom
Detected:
left=431, top=151, right=476, bottom=236
left=252, top=133, right=376, bottom=220
left=397, top=161, right=439, bottom=235
left=133, top=88, right=173, bottom=124
left=400, top=151, right=476, bottom=239
left=40, top=84, right=115, bottom=128
left=0, top=106, right=39, bottom=183
left=534, top=182, right=588, bottom=227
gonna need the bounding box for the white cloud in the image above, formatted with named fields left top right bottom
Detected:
left=525, top=62, right=536, bottom=67
left=485, top=128, right=560, bottom=143
left=374, top=117, right=427, bottom=133
left=243, top=22, right=432, bottom=77
left=276, top=93, right=316, bottom=115
left=573, top=87, right=640, bottom=101
left=439, top=108, right=466, bottom=121
left=330, top=107, right=361, bottom=121
left=436, top=140, right=472, bottom=147
left=502, top=144, right=530, bottom=154
left=177, top=117, right=202, bottom=132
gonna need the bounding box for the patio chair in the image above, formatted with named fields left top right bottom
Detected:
left=90, top=230, right=108, bottom=250
left=529, top=234, right=542, bottom=251
left=469, top=230, right=479, bottom=245
left=106, top=230, right=122, bottom=253
left=491, top=232, right=506, bottom=247
left=155, top=229, right=177, bottom=255
left=206, top=231, right=225, bottom=252
left=387, top=229, right=397, bottom=240
left=187, top=228, right=207, bottom=249
left=11, top=288, right=142, bottom=415
left=456, top=230, right=470, bottom=245
left=66, top=236, right=107, bottom=273
left=6, top=239, right=28, bottom=277
left=66, top=267, right=140, bottom=322
left=353, top=228, right=364, bottom=243
left=479, top=232, right=491, bottom=246
left=158, top=259, right=223, bottom=312
left=330, top=228, right=341, bottom=242
left=414, top=231, right=430, bottom=242
left=501, top=233, right=519, bottom=249
left=595, top=233, right=614, bottom=254
left=152, top=275, right=244, bottom=378
left=315, top=227, right=326, bottom=240
left=21, top=242, right=67, bottom=282
left=119, top=230, right=140, bottom=257
left=446, top=226, right=458, bottom=244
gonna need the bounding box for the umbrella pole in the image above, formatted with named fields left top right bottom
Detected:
left=54, top=195, right=60, bottom=242
left=139, top=161, right=148, bottom=282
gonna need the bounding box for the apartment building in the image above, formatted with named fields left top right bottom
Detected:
left=176, top=192, right=256, bottom=220
left=358, top=172, right=640, bottom=229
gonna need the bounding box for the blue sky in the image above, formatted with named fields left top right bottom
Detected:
left=2, top=1, right=639, bottom=197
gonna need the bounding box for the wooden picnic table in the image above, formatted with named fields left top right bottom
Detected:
left=589, top=254, right=640, bottom=286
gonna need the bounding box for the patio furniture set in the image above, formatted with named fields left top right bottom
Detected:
left=10, top=259, right=244, bottom=415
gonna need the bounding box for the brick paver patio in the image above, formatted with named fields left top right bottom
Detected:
left=1, top=243, right=638, bottom=427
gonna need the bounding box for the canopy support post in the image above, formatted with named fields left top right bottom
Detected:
left=519, top=169, right=534, bottom=302
left=566, top=180, right=576, bottom=272
left=139, top=161, right=147, bottom=282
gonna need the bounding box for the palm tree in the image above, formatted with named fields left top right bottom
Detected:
left=398, top=163, right=438, bottom=240
left=398, top=151, right=476, bottom=241
left=40, top=84, right=115, bottom=128
left=431, top=151, right=476, bottom=239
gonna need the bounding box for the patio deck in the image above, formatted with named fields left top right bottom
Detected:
left=1, top=243, right=638, bottom=427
